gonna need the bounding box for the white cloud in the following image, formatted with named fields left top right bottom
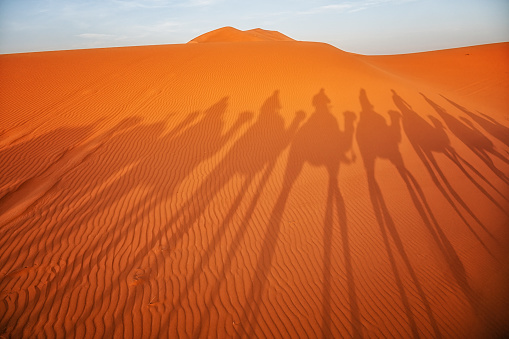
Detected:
left=136, top=21, right=182, bottom=33
left=348, top=6, right=368, bottom=13
left=111, top=0, right=223, bottom=9
left=176, top=0, right=224, bottom=8
left=321, top=4, right=354, bottom=11
left=111, top=0, right=173, bottom=9
left=77, top=33, right=118, bottom=39
left=302, top=0, right=417, bottom=15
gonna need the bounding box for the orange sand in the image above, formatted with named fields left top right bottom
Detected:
left=1, top=28, right=508, bottom=338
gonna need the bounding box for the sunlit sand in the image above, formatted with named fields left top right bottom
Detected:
left=1, top=27, right=508, bottom=338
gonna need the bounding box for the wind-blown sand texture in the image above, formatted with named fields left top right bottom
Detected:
left=1, top=27, right=508, bottom=338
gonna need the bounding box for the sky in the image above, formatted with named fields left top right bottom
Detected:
left=0, top=0, right=508, bottom=55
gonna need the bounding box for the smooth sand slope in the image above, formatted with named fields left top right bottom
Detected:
left=0, top=27, right=508, bottom=338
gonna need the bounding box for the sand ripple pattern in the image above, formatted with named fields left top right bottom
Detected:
left=1, top=42, right=509, bottom=338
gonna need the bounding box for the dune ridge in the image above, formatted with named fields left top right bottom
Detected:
left=189, top=26, right=295, bottom=43
left=0, top=29, right=508, bottom=338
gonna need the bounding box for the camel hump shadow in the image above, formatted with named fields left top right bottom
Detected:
left=356, top=88, right=402, bottom=170
left=289, top=88, right=356, bottom=174
left=441, top=95, right=509, bottom=148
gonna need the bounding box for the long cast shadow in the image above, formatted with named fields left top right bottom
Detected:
left=238, top=89, right=359, bottom=338
left=426, top=114, right=509, bottom=204
left=15, top=97, right=248, bottom=337
left=0, top=123, right=96, bottom=201
left=392, top=90, right=497, bottom=254
left=186, top=91, right=305, bottom=337
left=422, top=95, right=509, bottom=209
left=11, top=98, right=218, bottom=274
left=129, top=90, right=305, bottom=337
left=422, top=94, right=509, bottom=186
left=91, top=97, right=253, bottom=337
left=356, top=89, right=441, bottom=338
left=441, top=95, right=509, bottom=149
left=0, top=122, right=99, bottom=234
left=35, top=92, right=294, bottom=337
left=423, top=94, right=509, bottom=338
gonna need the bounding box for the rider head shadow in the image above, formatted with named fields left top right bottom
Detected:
left=422, top=93, right=509, bottom=186
left=242, top=88, right=359, bottom=338
left=357, top=88, right=444, bottom=338
left=440, top=95, right=509, bottom=149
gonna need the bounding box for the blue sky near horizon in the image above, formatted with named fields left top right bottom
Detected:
left=0, top=0, right=508, bottom=55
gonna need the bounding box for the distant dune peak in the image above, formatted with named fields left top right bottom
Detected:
left=189, top=26, right=295, bottom=43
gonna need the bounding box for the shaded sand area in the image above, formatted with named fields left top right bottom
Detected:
left=1, top=27, right=508, bottom=337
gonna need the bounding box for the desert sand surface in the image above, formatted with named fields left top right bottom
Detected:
left=0, top=27, right=508, bottom=338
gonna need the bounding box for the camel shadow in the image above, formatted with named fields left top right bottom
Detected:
left=3, top=97, right=250, bottom=337
left=357, top=89, right=441, bottom=338
left=423, top=94, right=509, bottom=209
left=422, top=94, right=509, bottom=186
left=4, top=88, right=506, bottom=338
left=154, top=90, right=306, bottom=336
left=238, top=89, right=358, bottom=338
left=0, top=122, right=97, bottom=207
left=83, top=96, right=253, bottom=337
left=391, top=90, right=498, bottom=254
left=441, top=95, right=509, bottom=149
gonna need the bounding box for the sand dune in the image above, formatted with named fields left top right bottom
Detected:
left=0, top=28, right=508, bottom=338
left=189, top=26, right=295, bottom=43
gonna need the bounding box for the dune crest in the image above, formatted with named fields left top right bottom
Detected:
left=189, top=26, right=295, bottom=43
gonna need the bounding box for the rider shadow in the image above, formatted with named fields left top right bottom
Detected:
left=422, top=93, right=509, bottom=186
left=18, top=97, right=251, bottom=337
left=0, top=116, right=148, bottom=234
left=59, top=96, right=241, bottom=270
left=441, top=95, right=509, bottom=149
left=238, top=89, right=358, bottom=338
left=0, top=123, right=96, bottom=200
left=96, top=97, right=254, bottom=337
left=140, top=90, right=306, bottom=336
left=418, top=93, right=507, bottom=334
left=426, top=99, right=509, bottom=207
left=0, top=122, right=98, bottom=228
left=356, top=89, right=442, bottom=338
left=391, top=90, right=498, bottom=253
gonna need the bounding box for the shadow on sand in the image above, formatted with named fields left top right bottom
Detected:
left=1, top=87, right=506, bottom=338
left=236, top=89, right=358, bottom=338
left=357, top=89, right=442, bottom=338
left=422, top=93, right=509, bottom=185
left=392, top=90, right=500, bottom=255
left=441, top=95, right=509, bottom=149
left=155, top=90, right=306, bottom=336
